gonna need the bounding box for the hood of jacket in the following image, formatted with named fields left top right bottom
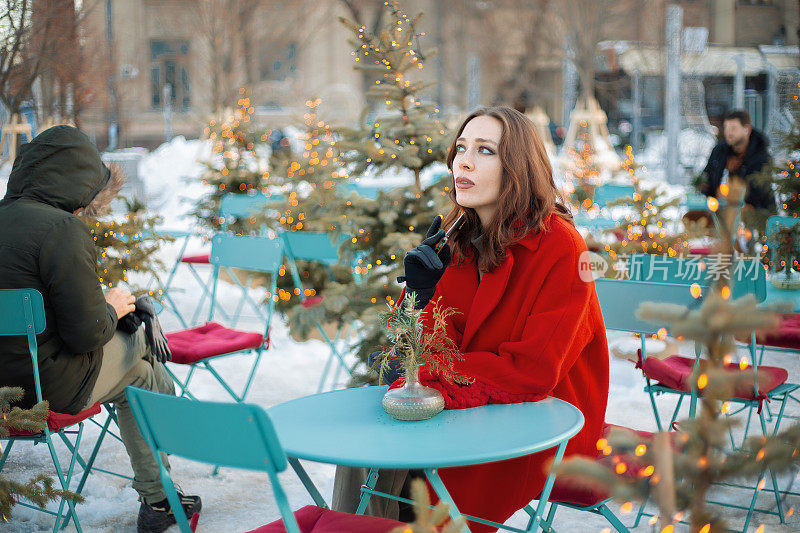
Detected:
left=1, top=125, right=110, bottom=212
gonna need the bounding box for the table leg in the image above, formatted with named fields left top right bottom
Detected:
left=425, top=468, right=471, bottom=533
left=287, top=457, right=328, bottom=508
left=524, top=440, right=568, bottom=533
left=356, top=468, right=380, bottom=515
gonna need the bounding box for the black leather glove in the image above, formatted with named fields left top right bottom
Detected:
left=116, top=311, right=142, bottom=334
left=368, top=350, right=403, bottom=384
left=135, top=296, right=172, bottom=363
left=399, top=216, right=451, bottom=309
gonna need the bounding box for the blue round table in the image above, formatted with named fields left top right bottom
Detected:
left=268, top=386, right=584, bottom=532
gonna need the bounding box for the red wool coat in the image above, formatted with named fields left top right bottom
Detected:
left=411, top=214, right=609, bottom=532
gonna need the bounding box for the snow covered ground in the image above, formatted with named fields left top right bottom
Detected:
left=2, top=140, right=800, bottom=532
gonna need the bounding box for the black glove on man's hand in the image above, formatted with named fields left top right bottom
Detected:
left=116, top=311, right=142, bottom=334
left=400, top=216, right=452, bottom=309
left=135, top=296, right=172, bottom=363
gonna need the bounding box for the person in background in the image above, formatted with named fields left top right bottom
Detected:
left=0, top=126, right=200, bottom=533
left=698, top=109, right=774, bottom=210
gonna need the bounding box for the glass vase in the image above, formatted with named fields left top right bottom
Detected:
left=382, top=365, right=444, bottom=421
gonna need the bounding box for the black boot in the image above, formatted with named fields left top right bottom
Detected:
left=137, top=491, right=202, bottom=533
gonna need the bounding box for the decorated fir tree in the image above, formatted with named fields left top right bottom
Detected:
left=266, top=97, right=345, bottom=234
left=558, top=180, right=800, bottom=531
left=192, top=88, right=272, bottom=233
left=592, top=148, right=690, bottom=269
left=268, top=3, right=453, bottom=374
left=562, top=138, right=602, bottom=210
left=336, top=1, right=449, bottom=191
left=757, top=89, right=800, bottom=217
left=602, top=180, right=685, bottom=259
left=0, top=387, right=82, bottom=521
left=81, top=198, right=172, bottom=295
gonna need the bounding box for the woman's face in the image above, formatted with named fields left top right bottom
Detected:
left=452, top=115, right=503, bottom=226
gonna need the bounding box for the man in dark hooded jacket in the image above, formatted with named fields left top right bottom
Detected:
left=697, top=109, right=774, bottom=210
left=0, top=126, right=200, bottom=533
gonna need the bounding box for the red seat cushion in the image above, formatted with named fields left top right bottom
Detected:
left=166, top=322, right=265, bottom=364
left=247, top=505, right=404, bottom=533
left=755, top=313, right=800, bottom=350
left=300, top=295, right=324, bottom=308
left=547, top=423, right=655, bottom=508
left=689, top=245, right=712, bottom=255
left=181, top=253, right=210, bottom=264
left=9, top=402, right=102, bottom=436
left=641, top=355, right=788, bottom=400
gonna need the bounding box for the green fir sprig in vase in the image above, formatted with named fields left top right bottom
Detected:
left=374, top=293, right=470, bottom=421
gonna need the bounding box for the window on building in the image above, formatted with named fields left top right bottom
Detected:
left=150, top=40, right=190, bottom=111
left=259, top=42, right=297, bottom=81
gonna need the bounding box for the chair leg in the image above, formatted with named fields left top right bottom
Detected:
left=598, top=504, right=631, bottom=533
left=542, top=502, right=559, bottom=533
left=287, top=457, right=328, bottom=508
left=0, top=437, right=14, bottom=471
left=759, top=409, right=786, bottom=523
left=73, top=410, right=115, bottom=495
left=45, top=427, right=83, bottom=533
left=668, top=394, right=684, bottom=428
left=316, top=352, right=335, bottom=394
left=646, top=382, right=664, bottom=432
left=631, top=494, right=648, bottom=528
left=166, top=365, right=199, bottom=400
left=239, top=349, right=264, bottom=402
left=356, top=468, right=380, bottom=515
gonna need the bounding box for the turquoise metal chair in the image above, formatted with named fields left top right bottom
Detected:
left=281, top=230, right=359, bottom=392
left=165, top=233, right=283, bottom=403
left=0, top=289, right=98, bottom=532
left=143, top=228, right=194, bottom=329
left=596, top=277, right=706, bottom=431
left=597, top=277, right=793, bottom=531
left=592, top=184, right=635, bottom=209
left=681, top=191, right=710, bottom=212
left=625, top=253, right=797, bottom=431
left=186, top=192, right=279, bottom=327
left=124, top=386, right=403, bottom=533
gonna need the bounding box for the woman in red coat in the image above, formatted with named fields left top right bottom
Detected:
left=399, top=106, right=609, bottom=532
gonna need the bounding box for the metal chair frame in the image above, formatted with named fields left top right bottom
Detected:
left=165, top=233, right=282, bottom=403
left=0, top=289, right=92, bottom=532
left=280, top=230, right=361, bottom=392
left=596, top=278, right=793, bottom=532
left=125, top=386, right=329, bottom=533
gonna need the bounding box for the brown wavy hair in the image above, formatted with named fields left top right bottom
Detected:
left=443, top=106, right=572, bottom=272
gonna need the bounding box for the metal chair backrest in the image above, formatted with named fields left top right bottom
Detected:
left=765, top=215, right=800, bottom=268
left=280, top=231, right=358, bottom=293
left=281, top=231, right=344, bottom=266
left=219, top=192, right=284, bottom=231
left=0, top=289, right=46, bottom=403
left=125, top=387, right=300, bottom=533
left=210, top=233, right=283, bottom=273
left=627, top=253, right=767, bottom=302
left=594, top=278, right=700, bottom=335
left=337, top=182, right=386, bottom=199
left=593, top=184, right=635, bottom=208
left=208, top=233, right=283, bottom=332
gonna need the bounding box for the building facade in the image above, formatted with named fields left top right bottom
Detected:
left=76, top=0, right=799, bottom=149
